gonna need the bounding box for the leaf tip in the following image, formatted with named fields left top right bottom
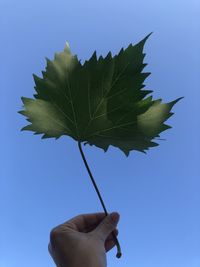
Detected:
left=138, top=32, right=153, bottom=48
left=174, top=96, right=184, bottom=104
left=91, top=51, right=97, bottom=61
left=64, top=42, right=71, bottom=53
left=105, top=51, right=112, bottom=59
left=65, top=41, right=70, bottom=48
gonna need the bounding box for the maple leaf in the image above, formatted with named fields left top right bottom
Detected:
left=19, top=34, right=182, bottom=156
left=18, top=34, right=182, bottom=258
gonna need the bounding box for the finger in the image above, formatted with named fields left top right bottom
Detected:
left=105, top=239, right=116, bottom=252
left=94, top=212, right=120, bottom=241
left=105, top=228, right=119, bottom=252
left=106, top=229, right=118, bottom=241
left=48, top=243, right=60, bottom=266
left=63, top=213, right=107, bottom=232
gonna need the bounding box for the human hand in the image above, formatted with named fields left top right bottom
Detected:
left=48, top=212, right=120, bottom=267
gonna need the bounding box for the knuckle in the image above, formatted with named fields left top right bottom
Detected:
left=95, top=232, right=105, bottom=243
left=103, top=218, right=113, bottom=229
left=50, top=227, right=60, bottom=243
left=89, top=231, right=105, bottom=244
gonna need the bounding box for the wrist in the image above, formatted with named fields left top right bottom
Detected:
left=58, top=250, right=106, bottom=267
left=68, top=255, right=105, bottom=267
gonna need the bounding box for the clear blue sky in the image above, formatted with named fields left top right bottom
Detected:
left=1, top=0, right=199, bottom=266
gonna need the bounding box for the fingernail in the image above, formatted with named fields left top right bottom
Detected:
left=110, top=212, right=120, bottom=223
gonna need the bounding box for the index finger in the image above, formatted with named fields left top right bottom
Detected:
left=64, top=212, right=107, bottom=232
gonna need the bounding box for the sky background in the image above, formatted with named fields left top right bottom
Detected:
left=1, top=0, right=199, bottom=266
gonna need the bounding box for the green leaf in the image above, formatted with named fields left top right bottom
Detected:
left=19, top=34, right=182, bottom=155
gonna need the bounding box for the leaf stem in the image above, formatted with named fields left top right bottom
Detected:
left=78, top=141, right=122, bottom=258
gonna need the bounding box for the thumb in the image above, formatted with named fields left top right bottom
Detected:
left=94, top=212, right=120, bottom=241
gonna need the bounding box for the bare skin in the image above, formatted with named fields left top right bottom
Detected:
left=48, top=212, right=120, bottom=267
